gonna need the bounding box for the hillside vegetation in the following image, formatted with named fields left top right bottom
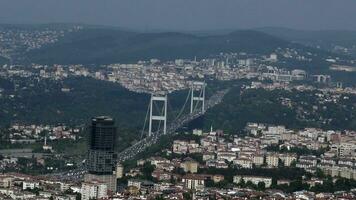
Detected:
left=189, top=87, right=356, bottom=133
left=26, top=29, right=290, bottom=64
left=258, top=27, right=356, bottom=46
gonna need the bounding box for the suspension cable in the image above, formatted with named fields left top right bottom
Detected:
left=167, top=97, right=174, bottom=120
left=174, top=88, right=192, bottom=121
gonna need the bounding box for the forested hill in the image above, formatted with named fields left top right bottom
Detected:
left=25, top=28, right=291, bottom=65
left=257, top=27, right=356, bottom=46
left=190, top=87, right=356, bottom=133
left=256, top=27, right=356, bottom=58
left=0, top=76, right=194, bottom=129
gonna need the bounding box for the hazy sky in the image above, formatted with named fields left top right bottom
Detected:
left=1, top=0, right=356, bottom=31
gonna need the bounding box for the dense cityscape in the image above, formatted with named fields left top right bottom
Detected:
left=1, top=3, right=356, bottom=199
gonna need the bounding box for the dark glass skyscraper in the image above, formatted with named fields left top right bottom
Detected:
left=87, top=116, right=117, bottom=175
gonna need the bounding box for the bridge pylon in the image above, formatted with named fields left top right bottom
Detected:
left=148, top=94, right=167, bottom=136
left=190, top=81, right=206, bottom=113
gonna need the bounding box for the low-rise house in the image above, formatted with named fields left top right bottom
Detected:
left=217, top=151, right=236, bottom=162
left=125, top=168, right=142, bottom=177
left=150, top=157, right=170, bottom=166
left=181, top=158, right=199, bottom=173
left=81, top=180, right=108, bottom=200
left=152, top=169, right=172, bottom=181
left=0, top=175, right=13, bottom=188
left=206, top=160, right=228, bottom=169
left=279, top=153, right=297, bottom=167
left=320, top=157, right=336, bottom=166
left=172, top=140, right=189, bottom=154
left=296, top=162, right=316, bottom=172
left=233, top=158, right=253, bottom=169
left=22, top=181, right=40, bottom=190
left=306, top=178, right=323, bottom=187
left=212, top=175, right=224, bottom=183
left=299, top=155, right=318, bottom=167
left=266, top=153, right=279, bottom=167
left=252, top=154, right=265, bottom=166
left=338, top=158, right=354, bottom=167
left=277, top=179, right=291, bottom=186
left=182, top=174, right=205, bottom=191
left=156, top=162, right=175, bottom=172
left=202, top=152, right=215, bottom=161
left=233, top=175, right=272, bottom=188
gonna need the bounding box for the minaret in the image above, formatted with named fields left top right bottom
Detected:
left=43, top=134, right=52, bottom=151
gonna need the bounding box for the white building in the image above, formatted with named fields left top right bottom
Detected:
left=266, top=153, right=279, bottom=167
left=182, top=175, right=205, bottom=191
left=269, top=53, right=278, bottom=62
left=116, top=163, right=124, bottom=179
left=253, top=154, right=265, bottom=166
left=22, top=181, right=40, bottom=190
left=233, top=158, right=253, bottom=169
left=233, top=175, right=272, bottom=188
left=128, top=179, right=142, bottom=190
left=279, top=153, right=297, bottom=167
left=339, top=141, right=356, bottom=157
left=81, top=180, right=108, bottom=200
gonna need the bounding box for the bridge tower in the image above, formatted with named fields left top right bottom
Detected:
left=149, top=94, right=167, bottom=136
left=190, top=81, right=206, bottom=113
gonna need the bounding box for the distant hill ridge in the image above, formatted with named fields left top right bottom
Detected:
left=256, top=27, right=356, bottom=46
left=25, top=28, right=291, bottom=64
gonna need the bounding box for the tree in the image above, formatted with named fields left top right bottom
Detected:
left=245, top=181, right=256, bottom=189
left=290, top=160, right=297, bottom=167
left=287, top=179, right=309, bottom=193
left=315, top=168, right=325, bottom=178
left=155, top=195, right=165, bottom=200
left=141, top=162, right=155, bottom=180
left=237, top=178, right=246, bottom=187
left=183, top=192, right=192, bottom=200
left=271, top=177, right=278, bottom=188
left=257, top=182, right=266, bottom=191
left=278, top=159, right=284, bottom=168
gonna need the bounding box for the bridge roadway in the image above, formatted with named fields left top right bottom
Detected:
left=116, top=88, right=229, bottom=162
left=49, top=88, right=229, bottom=181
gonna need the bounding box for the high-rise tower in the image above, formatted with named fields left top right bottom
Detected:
left=85, top=116, right=117, bottom=192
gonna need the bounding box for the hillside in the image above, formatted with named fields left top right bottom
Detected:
left=0, top=77, right=146, bottom=127
left=257, top=27, right=356, bottom=45
left=188, top=87, right=356, bottom=133
left=257, top=27, right=356, bottom=57
left=0, top=76, right=199, bottom=130
left=25, top=28, right=291, bottom=64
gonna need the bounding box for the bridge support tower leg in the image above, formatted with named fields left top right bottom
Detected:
left=149, top=94, right=167, bottom=136
left=190, top=81, right=206, bottom=114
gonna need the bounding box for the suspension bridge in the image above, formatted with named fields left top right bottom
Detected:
left=50, top=82, right=229, bottom=180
